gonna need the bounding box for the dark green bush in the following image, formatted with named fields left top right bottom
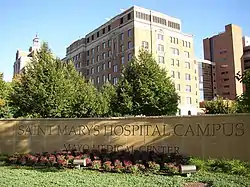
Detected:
left=188, top=157, right=250, bottom=176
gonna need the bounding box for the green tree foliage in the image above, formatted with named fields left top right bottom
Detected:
left=235, top=71, right=250, bottom=113
left=10, top=42, right=102, bottom=118
left=113, top=49, right=179, bottom=116
left=202, top=96, right=237, bottom=114
left=0, top=73, right=13, bottom=118
left=99, top=82, right=117, bottom=117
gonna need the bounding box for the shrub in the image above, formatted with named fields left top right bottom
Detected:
left=130, top=165, right=139, bottom=174
left=163, top=163, right=179, bottom=174
left=92, top=160, right=102, bottom=170
left=114, top=160, right=124, bottom=173
left=103, top=161, right=113, bottom=172
left=147, top=161, right=160, bottom=173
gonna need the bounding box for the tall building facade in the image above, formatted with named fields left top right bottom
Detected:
left=197, top=59, right=215, bottom=102
left=64, top=6, right=199, bottom=115
left=13, top=35, right=40, bottom=76
left=203, top=24, right=244, bottom=100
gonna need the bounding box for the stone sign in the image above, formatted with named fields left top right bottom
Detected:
left=0, top=114, right=249, bottom=160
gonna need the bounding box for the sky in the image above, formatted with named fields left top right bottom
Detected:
left=0, top=0, right=249, bottom=81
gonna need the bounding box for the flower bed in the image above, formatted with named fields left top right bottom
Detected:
left=6, top=150, right=188, bottom=175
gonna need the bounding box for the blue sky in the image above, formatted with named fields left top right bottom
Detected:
left=0, top=0, right=249, bottom=81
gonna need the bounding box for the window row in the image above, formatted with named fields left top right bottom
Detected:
left=171, top=59, right=191, bottom=69
left=87, top=53, right=132, bottom=67
left=87, top=13, right=131, bottom=43
left=91, top=75, right=118, bottom=85
left=158, top=36, right=191, bottom=48
left=135, top=11, right=180, bottom=30
left=87, top=53, right=133, bottom=74
left=87, top=34, right=132, bottom=56
left=72, top=53, right=81, bottom=62
left=171, top=71, right=193, bottom=81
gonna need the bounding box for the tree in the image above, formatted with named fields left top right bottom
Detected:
left=202, top=96, right=237, bottom=114
left=99, top=82, right=117, bottom=117
left=10, top=42, right=101, bottom=118
left=113, top=49, right=179, bottom=116
left=0, top=73, right=13, bottom=118
left=235, top=71, right=250, bottom=113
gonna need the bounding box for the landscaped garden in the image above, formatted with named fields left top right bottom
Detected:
left=0, top=150, right=250, bottom=187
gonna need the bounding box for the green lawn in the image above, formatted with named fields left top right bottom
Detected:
left=0, top=166, right=249, bottom=187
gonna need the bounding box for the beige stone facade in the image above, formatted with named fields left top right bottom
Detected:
left=64, top=6, right=199, bottom=115
left=0, top=114, right=250, bottom=161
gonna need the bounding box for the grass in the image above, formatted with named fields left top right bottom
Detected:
left=0, top=166, right=250, bottom=187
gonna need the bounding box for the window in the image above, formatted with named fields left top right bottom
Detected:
left=128, top=29, right=132, bottom=37
left=185, top=61, right=190, bottom=69
left=108, top=73, right=112, bottom=81
left=97, top=31, right=99, bottom=38
left=113, top=77, right=118, bottom=85
left=102, top=42, right=106, bottom=49
left=91, top=78, right=94, bottom=84
left=176, top=59, right=179, bottom=67
left=108, top=51, right=112, bottom=57
left=185, top=73, right=191, bottom=80
left=121, top=56, right=124, bottom=64
left=121, top=44, right=124, bottom=52
left=97, top=45, right=100, bottom=52
left=92, top=35, right=94, bottom=40
left=87, top=38, right=89, bottom=43
left=108, top=25, right=111, bottom=31
left=128, top=41, right=132, bottom=49
left=158, top=34, right=164, bottom=40
left=142, top=41, right=149, bottom=49
left=224, top=78, right=229, bottom=81
left=176, top=84, right=180, bottom=91
left=108, top=61, right=112, bottom=68
left=87, top=60, right=90, bottom=66
left=171, top=71, right=175, bottom=78
left=97, top=76, right=100, bottom=84
left=177, top=71, right=180, bottom=79
left=113, top=65, right=118, bottom=72
left=170, top=37, right=178, bottom=44
left=102, top=63, right=106, bottom=70
left=171, top=59, right=174, bottom=66
left=185, top=85, right=191, bottom=92
left=128, top=53, right=132, bottom=61
left=120, top=33, right=124, bottom=40
left=127, top=13, right=131, bottom=20
left=113, top=39, right=116, bottom=50
left=92, top=48, right=94, bottom=55
left=158, top=44, right=164, bottom=52
left=108, top=40, right=111, bottom=47
left=92, top=57, right=95, bottom=64
left=87, top=50, right=89, bottom=56
left=97, top=55, right=100, bottom=62
left=186, top=97, right=192, bottom=104
left=158, top=56, right=164, bottom=63
left=171, top=48, right=179, bottom=55
left=103, top=75, right=106, bottom=83
left=102, top=53, right=106, bottom=59
left=120, top=17, right=123, bottom=24
left=102, top=28, right=105, bottom=34
left=97, top=65, right=100, bottom=72
left=184, top=51, right=190, bottom=58
left=91, top=67, right=94, bottom=74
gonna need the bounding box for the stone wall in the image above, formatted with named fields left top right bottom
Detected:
left=0, top=114, right=249, bottom=160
